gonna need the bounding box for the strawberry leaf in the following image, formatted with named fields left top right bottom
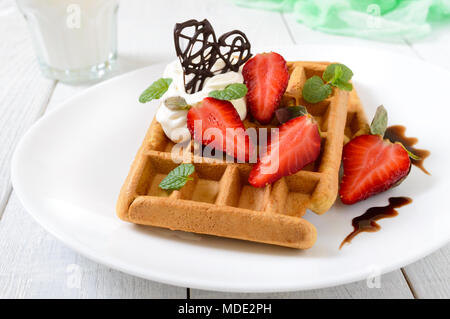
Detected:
left=159, top=163, right=195, bottom=190
left=275, top=106, right=308, bottom=124
left=139, top=78, right=172, bottom=103
left=208, top=83, right=248, bottom=100
left=370, top=105, right=388, bottom=136
left=302, top=76, right=332, bottom=103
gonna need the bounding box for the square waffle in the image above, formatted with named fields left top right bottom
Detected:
left=116, top=61, right=369, bottom=249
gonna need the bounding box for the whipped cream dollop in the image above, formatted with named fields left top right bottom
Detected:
left=155, top=59, right=247, bottom=143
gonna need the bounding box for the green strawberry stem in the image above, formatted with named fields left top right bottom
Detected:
left=398, top=143, right=421, bottom=160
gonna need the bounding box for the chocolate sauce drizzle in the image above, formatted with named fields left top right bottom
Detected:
left=339, top=197, right=412, bottom=249
left=174, top=19, right=252, bottom=94
left=384, top=125, right=431, bottom=175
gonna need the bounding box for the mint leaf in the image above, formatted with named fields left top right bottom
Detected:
left=208, top=83, right=248, bottom=100
left=139, top=78, right=172, bottom=103
left=302, top=63, right=353, bottom=103
left=159, top=163, right=195, bottom=190
left=323, top=63, right=353, bottom=84
left=164, top=96, right=190, bottom=111
left=302, top=76, right=332, bottom=103
left=333, top=80, right=353, bottom=91
left=275, top=106, right=308, bottom=124
left=370, top=105, right=388, bottom=136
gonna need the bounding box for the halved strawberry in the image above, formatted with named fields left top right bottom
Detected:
left=339, top=105, right=414, bottom=204
left=248, top=115, right=321, bottom=187
left=339, top=134, right=411, bottom=205
left=187, top=97, right=254, bottom=162
left=242, top=52, right=289, bottom=124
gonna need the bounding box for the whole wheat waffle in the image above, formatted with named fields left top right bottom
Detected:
left=116, top=61, right=369, bottom=249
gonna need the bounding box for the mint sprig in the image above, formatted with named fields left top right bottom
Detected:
left=302, top=76, right=332, bottom=103
left=302, top=63, right=353, bottom=103
left=208, top=83, right=248, bottom=101
left=139, top=78, right=172, bottom=103
left=323, top=63, right=353, bottom=85
left=333, top=80, right=353, bottom=91
left=159, top=163, right=195, bottom=190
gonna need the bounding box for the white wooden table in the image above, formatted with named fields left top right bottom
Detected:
left=1, top=0, right=449, bottom=299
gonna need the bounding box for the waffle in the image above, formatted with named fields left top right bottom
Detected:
left=116, top=61, right=369, bottom=249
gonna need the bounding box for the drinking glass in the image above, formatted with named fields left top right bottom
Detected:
left=17, top=0, right=119, bottom=83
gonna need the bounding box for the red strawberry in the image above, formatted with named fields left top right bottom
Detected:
left=339, top=134, right=411, bottom=205
left=242, top=52, right=289, bottom=124
left=248, top=115, right=321, bottom=187
left=187, top=97, right=254, bottom=162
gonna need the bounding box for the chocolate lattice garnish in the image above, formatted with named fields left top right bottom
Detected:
left=174, top=19, right=251, bottom=94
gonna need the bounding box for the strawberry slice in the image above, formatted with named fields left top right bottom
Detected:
left=243, top=52, right=289, bottom=124
left=248, top=115, right=321, bottom=187
left=339, top=134, right=411, bottom=205
left=187, top=97, right=254, bottom=162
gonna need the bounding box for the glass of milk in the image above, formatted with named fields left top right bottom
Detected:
left=17, top=0, right=119, bottom=83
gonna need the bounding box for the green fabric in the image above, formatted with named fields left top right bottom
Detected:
left=235, top=0, right=450, bottom=41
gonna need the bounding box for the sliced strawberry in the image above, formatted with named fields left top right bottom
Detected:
left=248, top=115, right=321, bottom=187
left=187, top=97, right=254, bottom=162
left=339, top=134, right=411, bottom=205
left=243, top=52, right=289, bottom=124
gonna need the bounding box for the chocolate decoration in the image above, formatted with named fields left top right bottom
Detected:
left=384, top=125, right=431, bottom=175
left=174, top=19, right=252, bottom=94
left=339, top=197, right=412, bottom=249
left=216, top=30, right=251, bottom=73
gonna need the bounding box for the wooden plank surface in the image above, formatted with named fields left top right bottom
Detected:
left=403, top=245, right=450, bottom=299
left=405, top=24, right=450, bottom=71
left=191, top=270, right=413, bottom=299
left=0, top=0, right=448, bottom=298
left=0, top=193, right=186, bottom=298
left=0, top=1, right=56, bottom=218
left=281, top=13, right=415, bottom=54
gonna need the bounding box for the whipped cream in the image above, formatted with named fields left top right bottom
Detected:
left=155, top=59, right=247, bottom=142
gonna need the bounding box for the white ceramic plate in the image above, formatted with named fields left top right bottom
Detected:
left=12, top=45, right=450, bottom=292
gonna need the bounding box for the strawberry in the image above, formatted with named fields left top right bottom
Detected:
left=248, top=115, right=321, bottom=187
left=339, top=135, right=411, bottom=205
left=339, top=106, right=413, bottom=205
left=187, top=97, right=254, bottom=162
left=242, top=52, right=289, bottom=124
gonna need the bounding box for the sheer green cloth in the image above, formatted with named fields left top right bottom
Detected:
left=235, top=0, right=450, bottom=41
